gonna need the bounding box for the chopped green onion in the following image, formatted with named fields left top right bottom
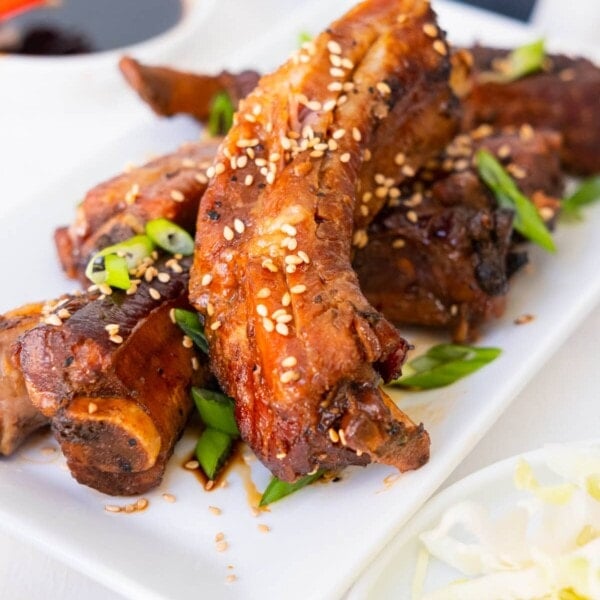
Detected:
left=391, top=343, right=501, bottom=390
left=476, top=149, right=556, bottom=252
left=195, top=428, right=233, bottom=480
left=561, top=176, right=600, bottom=220
left=208, top=91, right=234, bottom=137
left=145, top=218, right=194, bottom=256
left=192, top=388, right=239, bottom=437
left=85, top=234, right=154, bottom=287
left=173, top=308, right=208, bottom=354
left=259, top=471, right=324, bottom=506
left=482, top=39, right=546, bottom=83
left=102, top=254, right=130, bottom=289
left=298, top=31, right=312, bottom=46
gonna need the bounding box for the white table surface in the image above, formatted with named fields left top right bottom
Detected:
left=0, top=1, right=598, bottom=598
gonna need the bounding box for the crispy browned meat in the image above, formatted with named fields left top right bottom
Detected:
left=356, top=126, right=564, bottom=341
left=188, top=0, right=457, bottom=482
left=55, top=140, right=220, bottom=283
left=119, top=56, right=260, bottom=122
left=0, top=303, right=49, bottom=455
left=18, top=257, right=210, bottom=495
left=461, top=46, right=600, bottom=176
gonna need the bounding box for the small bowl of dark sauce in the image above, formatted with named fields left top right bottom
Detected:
left=0, top=0, right=215, bottom=66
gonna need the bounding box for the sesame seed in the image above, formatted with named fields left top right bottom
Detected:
left=280, top=370, right=298, bottom=383
left=206, top=166, right=216, bottom=178
left=375, top=186, right=388, bottom=199
left=330, top=53, right=342, bottom=67
left=497, top=144, right=511, bottom=159
left=182, top=336, right=193, bottom=349
left=88, top=402, right=98, bottom=414
left=191, top=357, right=199, bottom=371
left=98, top=283, right=113, bottom=296
left=136, top=498, right=149, bottom=510
left=290, top=284, right=307, bottom=295
left=44, top=315, right=62, bottom=327
left=276, top=314, right=293, bottom=324
left=402, top=165, right=416, bottom=177
left=162, top=493, right=176, bottom=503
left=327, top=39, right=342, bottom=55
left=514, top=313, right=535, bottom=325
left=262, top=259, right=278, bottom=273
left=223, top=226, right=234, bottom=241
left=422, top=23, right=438, bottom=37
left=170, top=190, right=185, bottom=202
left=310, top=150, right=324, bottom=159
left=306, top=100, right=322, bottom=111
left=454, top=158, right=470, bottom=171
left=341, top=58, right=354, bottom=69
left=185, top=460, right=199, bottom=470
left=233, top=218, right=245, bottom=234
left=201, top=273, right=213, bottom=286
left=258, top=523, right=271, bottom=533
left=337, top=94, right=348, bottom=106
left=397, top=14, right=407, bottom=23
left=157, top=272, right=171, bottom=283
left=352, top=127, right=362, bottom=142
left=271, top=309, right=287, bottom=319
left=285, top=254, right=303, bottom=266
left=328, top=428, right=340, bottom=443
left=339, top=429, right=347, bottom=446
left=237, top=155, right=248, bottom=169
left=149, top=288, right=161, bottom=300
left=216, top=541, right=228, bottom=553
left=275, top=323, right=289, bottom=336
left=256, top=304, right=268, bottom=317
left=330, top=67, right=345, bottom=78
left=109, top=334, right=124, bottom=344
left=280, top=224, right=297, bottom=236
left=276, top=452, right=287, bottom=459
left=244, top=174, right=254, bottom=186
left=169, top=308, right=176, bottom=324
left=352, top=229, right=368, bottom=248
left=105, top=323, right=119, bottom=335
left=297, top=251, right=310, bottom=264
left=226, top=575, right=237, bottom=584
left=406, top=210, right=418, bottom=223
left=263, top=317, right=275, bottom=332
left=206, top=303, right=215, bottom=316
left=282, top=356, right=298, bottom=368
left=539, top=206, right=555, bottom=221
left=332, top=128, right=346, bottom=140
left=363, top=149, right=372, bottom=162
left=520, top=124, right=535, bottom=141
left=105, top=505, right=121, bottom=513
left=281, top=292, right=291, bottom=307
left=257, top=287, right=271, bottom=299
left=507, top=164, right=526, bottom=179
left=340, top=153, right=351, bottom=163
left=360, top=205, right=369, bottom=217
left=266, top=171, right=275, bottom=185
left=210, top=321, right=222, bottom=331
left=328, top=139, right=338, bottom=151
left=328, top=81, right=343, bottom=92
left=208, top=505, right=222, bottom=515
left=394, top=152, right=406, bottom=166
left=376, top=81, right=392, bottom=95
left=433, top=40, right=447, bottom=55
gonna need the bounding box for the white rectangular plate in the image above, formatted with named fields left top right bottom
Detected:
left=1, top=2, right=599, bottom=599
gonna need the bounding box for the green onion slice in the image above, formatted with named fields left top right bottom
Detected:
left=259, top=470, right=324, bottom=507
left=476, top=149, right=556, bottom=252
left=298, top=31, right=312, bottom=46
left=145, top=218, right=194, bottom=256
left=173, top=308, right=208, bottom=355
left=561, top=176, right=600, bottom=220
left=192, top=388, right=239, bottom=437
left=85, top=234, right=154, bottom=287
left=208, top=91, right=234, bottom=137
left=102, top=254, right=130, bottom=289
left=195, top=428, right=233, bottom=480
left=390, top=343, right=502, bottom=390
left=481, top=39, right=546, bottom=83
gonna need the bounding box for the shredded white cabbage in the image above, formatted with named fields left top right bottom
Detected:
left=415, top=442, right=600, bottom=600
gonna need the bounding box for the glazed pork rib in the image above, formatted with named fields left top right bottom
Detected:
left=119, top=56, right=260, bottom=123
left=461, top=46, right=600, bottom=176
left=0, top=303, right=49, bottom=455
left=189, top=0, right=456, bottom=481
left=18, top=256, right=211, bottom=495
left=355, top=126, right=564, bottom=342
left=55, top=139, right=220, bottom=283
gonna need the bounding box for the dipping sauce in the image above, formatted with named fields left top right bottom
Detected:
left=3, top=0, right=183, bottom=55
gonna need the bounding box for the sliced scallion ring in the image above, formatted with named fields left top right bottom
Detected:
left=102, top=254, right=130, bottom=290
left=195, top=428, right=234, bottom=480
left=259, top=471, right=324, bottom=507
left=145, top=218, right=194, bottom=256
left=192, top=388, right=239, bottom=437
left=84, top=235, right=154, bottom=287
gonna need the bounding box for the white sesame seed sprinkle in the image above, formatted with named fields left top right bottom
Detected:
left=433, top=39, right=447, bottom=56
left=88, top=402, right=98, bottom=414
left=263, top=317, right=275, bottom=332
left=290, top=284, right=307, bottom=294
left=281, top=292, right=291, bottom=307
left=223, top=226, right=234, bottom=241
left=201, top=273, right=213, bottom=286
left=257, top=287, right=271, bottom=299
left=256, top=304, right=268, bottom=317
left=233, top=218, right=245, bottom=234
left=275, top=323, right=289, bottom=336
left=149, top=288, right=161, bottom=300
left=327, top=39, right=342, bottom=55
left=340, top=153, right=351, bottom=163
left=210, top=321, right=222, bottom=331
left=282, top=356, right=298, bottom=368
